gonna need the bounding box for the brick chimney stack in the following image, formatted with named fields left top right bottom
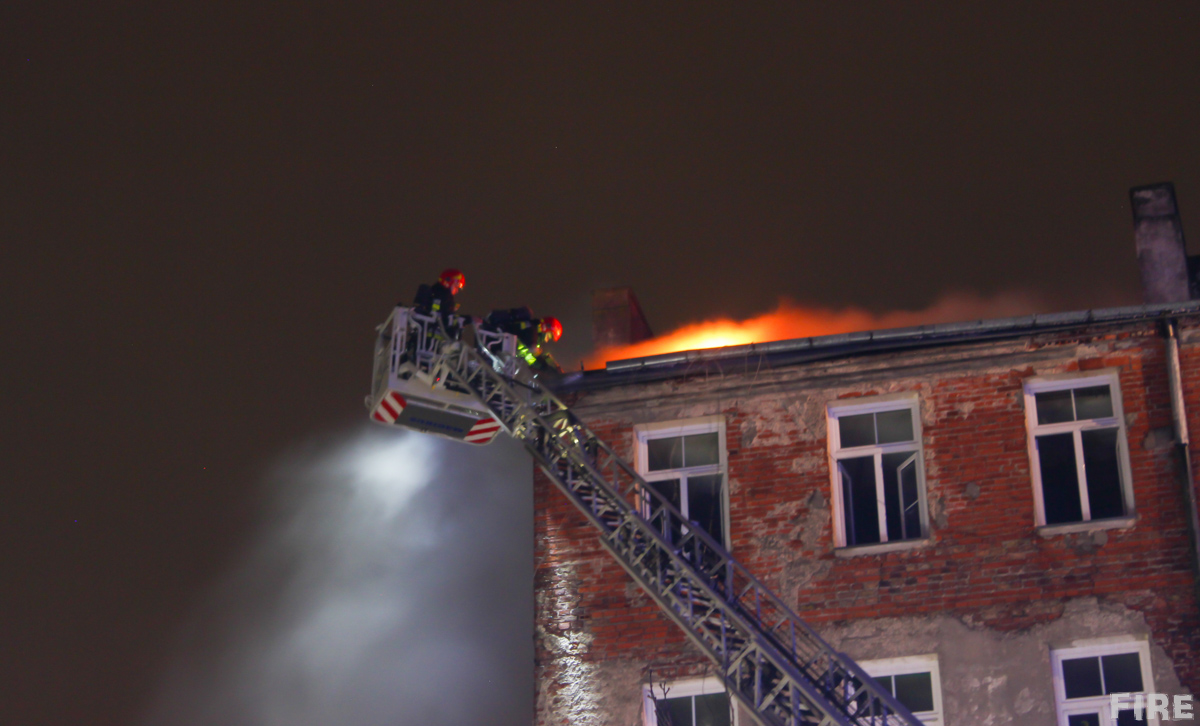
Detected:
left=1131, top=182, right=1192, bottom=303
left=592, top=287, right=653, bottom=349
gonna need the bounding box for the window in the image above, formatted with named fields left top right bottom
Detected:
left=643, top=676, right=736, bottom=726
left=1024, top=374, right=1134, bottom=527
left=827, top=396, right=927, bottom=548
left=1051, top=640, right=1156, bottom=726
left=858, top=655, right=944, bottom=725
left=635, top=417, right=728, bottom=547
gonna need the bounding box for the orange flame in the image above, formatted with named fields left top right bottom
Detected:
left=585, top=292, right=1046, bottom=368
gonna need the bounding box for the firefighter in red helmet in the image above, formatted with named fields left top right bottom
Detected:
left=438, top=268, right=466, bottom=295
left=539, top=317, right=563, bottom=344
left=483, top=308, right=564, bottom=374
left=413, top=268, right=466, bottom=332
left=527, top=316, right=563, bottom=374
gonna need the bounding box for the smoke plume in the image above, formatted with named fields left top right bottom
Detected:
left=587, top=291, right=1049, bottom=367
left=144, top=427, right=533, bottom=726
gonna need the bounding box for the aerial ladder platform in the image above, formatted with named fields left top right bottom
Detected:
left=368, top=307, right=923, bottom=726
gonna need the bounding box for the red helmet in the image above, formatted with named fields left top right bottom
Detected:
left=539, top=317, right=563, bottom=343
left=439, top=268, right=465, bottom=294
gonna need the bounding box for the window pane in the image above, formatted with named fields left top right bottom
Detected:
left=876, top=409, right=915, bottom=444
left=1082, top=428, right=1125, bottom=520
left=1036, top=389, right=1075, bottom=424
left=1038, top=433, right=1083, bottom=524
left=840, top=457, right=880, bottom=545
left=1074, top=385, right=1114, bottom=420
left=657, top=696, right=693, bottom=726
left=1116, top=710, right=1140, bottom=726
left=900, top=458, right=921, bottom=541
left=649, top=479, right=682, bottom=543
left=882, top=452, right=921, bottom=541
left=893, top=672, right=934, bottom=713
left=882, top=454, right=903, bottom=543
left=648, top=436, right=684, bottom=471
left=688, top=474, right=725, bottom=546
left=684, top=432, right=720, bottom=467
left=1067, top=714, right=1101, bottom=726
left=693, top=693, right=731, bottom=726
left=1062, top=656, right=1104, bottom=698
left=650, top=479, right=682, bottom=510
left=839, top=413, right=876, bottom=447
left=1101, top=653, right=1144, bottom=694
left=855, top=676, right=892, bottom=714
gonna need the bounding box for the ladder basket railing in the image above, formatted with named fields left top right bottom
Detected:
left=437, top=340, right=922, bottom=726
left=373, top=307, right=517, bottom=394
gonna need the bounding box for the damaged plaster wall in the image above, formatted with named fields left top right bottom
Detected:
left=537, top=595, right=1190, bottom=726
left=535, top=326, right=1200, bottom=724
left=533, top=557, right=709, bottom=726
left=821, top=597, right=1188, bottom=726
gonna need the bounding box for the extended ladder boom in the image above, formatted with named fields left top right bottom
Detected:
left=436, top=338, right=922, bottom=726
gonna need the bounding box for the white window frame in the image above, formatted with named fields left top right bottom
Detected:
left=634, top=416, right=729, bottom=548
left=642, top=675, right=738, bottom=726
left=1023, top=371, right=1136, bottom=529
left=1050, top=639, right=1157, bottom=726
left=859, top=654, right=944, bottom=725
left=826, top=394, right=928, bottom=550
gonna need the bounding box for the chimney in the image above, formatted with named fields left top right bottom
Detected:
left=1131, top=182, right=1192, bottom=303
left=592, top=287, right=654, bottom=349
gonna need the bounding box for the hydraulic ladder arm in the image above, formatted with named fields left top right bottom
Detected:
left=437, top=340, right=923, bottom=726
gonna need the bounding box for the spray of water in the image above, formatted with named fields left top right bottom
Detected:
left=145, top=427, right=533, bottom=726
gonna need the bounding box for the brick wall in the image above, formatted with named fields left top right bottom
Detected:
left=534, top=321, right=1200, bottom=724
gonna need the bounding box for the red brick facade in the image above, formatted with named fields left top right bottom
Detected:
left=534, top=319, right=1200, bottom=724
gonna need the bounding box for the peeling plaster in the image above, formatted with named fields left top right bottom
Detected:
left=819, top=598, right=1188, bottom=726
left=538, top=562, right=604, bottom=726
left=547, top=329, right=1199, bottom=724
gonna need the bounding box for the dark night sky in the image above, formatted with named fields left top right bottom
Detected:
left=3, top=4, right=1199, bottom=724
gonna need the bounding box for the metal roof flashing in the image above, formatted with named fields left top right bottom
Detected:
left=553, top=300, right=1200, bottom=392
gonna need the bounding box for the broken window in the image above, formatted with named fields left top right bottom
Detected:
left=1024, top=376, right=1133, bottom=526
left=637, top=420, right=728, bottom=548
left=1051, top=641, right=1154, bottom=726
left=828, top=398, right=927, bottom=548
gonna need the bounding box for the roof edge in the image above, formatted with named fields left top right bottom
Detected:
left=551, top=300, right=1200, bottom=392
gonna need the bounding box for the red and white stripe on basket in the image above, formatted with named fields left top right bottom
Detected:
left=464, top=417, right=502, bottom=445
left=372, top=391, right=407, bottom=424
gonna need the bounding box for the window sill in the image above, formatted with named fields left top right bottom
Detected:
left=834, top=538, right=933, bottom=558
left=1036, top=516, right=1137, bottom=538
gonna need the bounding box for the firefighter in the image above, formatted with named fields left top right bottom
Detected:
left=412, top=268, right=466, bottom=333
left=483, top=308, right=564, bottom=373
left=531, top=317, right=564, bottom=373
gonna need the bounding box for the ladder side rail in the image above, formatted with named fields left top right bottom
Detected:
left=594, top=460, right=907, bottom=724
left=489, top=382, right=853, bottom=676
left=604, top=521, right=852, bottom=725
left=590, top=517, right=848, bottom=726
left=439, top=344, right=921, bottom=726
left=507, top=410, right=847, bottom=726
left=443, top=343, right=917, bottom=726
left=434, top=347, right=837, bottom=724
left=524, top=416, right=868, bottom=726
left=521, top=410, right=840, bottom=674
